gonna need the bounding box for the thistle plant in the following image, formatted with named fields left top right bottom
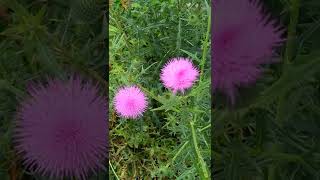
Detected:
left=160, top=57, right=199, bottom=94
left=109, top=0, right=211, bottom=178
left=113, top=85, right=148, bottom=119
left=14, top=76, right=108, bottom=180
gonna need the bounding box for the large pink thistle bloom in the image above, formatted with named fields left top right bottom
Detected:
left=14, top=76, right=108, bottom=180
left=213, top=0, right=284, bottom=104
left=114, top=86, right=148, bottom=119
left=160, top=57, right=199, bottom=94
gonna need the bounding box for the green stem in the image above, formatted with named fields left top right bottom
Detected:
left=200, top=0, right=211, bottom=82
left=199, top=124, right=211, bottom=132
left=109, top=160, right=120, bottom=180
left=176, top=18, right=181, bottom=51
left=137, top=84, right=160, bottom=102
left=284, top=0, right=300, bottom=66
left=138, top=85, right=179, bottom=112
left=190, top=120, right=209, bottom=179
left=165, top=141, right=189, bottom=168
left=278, top=0, right=300, bottom=124
left=60, top=9, right=72, bottom=45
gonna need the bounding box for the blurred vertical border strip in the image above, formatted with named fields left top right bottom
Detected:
left=211, top=0, right=214, bottom=178
left=104, top=0, right=109, bottom=177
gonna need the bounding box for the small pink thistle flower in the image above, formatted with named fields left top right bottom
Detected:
left=14, top=76, right=108, bottom=180
left=114, top=86, right=148, bottom=119
left=160, top=57, right=199, bottom=94
left=213, top=0, right=284, bottom=104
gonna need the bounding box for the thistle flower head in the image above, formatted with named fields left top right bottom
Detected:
left=160, top=57, right=199, bottom=94
left=14, top=76, right=108, bottom=180
left=114, top=86, right=148, bottom=119
left=212, top=0, right=284, bottom=104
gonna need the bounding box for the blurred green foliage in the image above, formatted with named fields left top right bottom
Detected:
left=0, top=0, right=106, bottom=179
left=213, top=0, right=320, bottom=179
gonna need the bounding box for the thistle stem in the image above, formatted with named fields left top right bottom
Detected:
left=190, top=119, right=209, bottom=179
left=165, top=141, right=189, bottom=168
left=278, top=0, right=301, bottom=124
left=284, top=0, right=300, bottom=66
left=199, top=124, right=211, bottom=132
left=200, top=0, right=211, bottom=82
left=109, top=160, right=120, bottom=180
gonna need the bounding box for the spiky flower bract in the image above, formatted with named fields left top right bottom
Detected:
left=212, top=0, right=284, bottom=104
left=14, top=76, right=108, bottom=180
left=114, top=86, right=148, bottom=119
left=160, top=57, right=199, bottom=94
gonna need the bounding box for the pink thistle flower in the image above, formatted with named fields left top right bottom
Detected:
left=114, top=86, right=148, bottom=119
left=160, top=57, right=199, bottom=94
left=213, top=0, right=284, bottom=104
left=14, top=76, right=108, bottom=180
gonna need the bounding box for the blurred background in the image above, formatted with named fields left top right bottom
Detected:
left=0, top=0, right=107, bottom=179
left=213, top=0, right=320, bottom=179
